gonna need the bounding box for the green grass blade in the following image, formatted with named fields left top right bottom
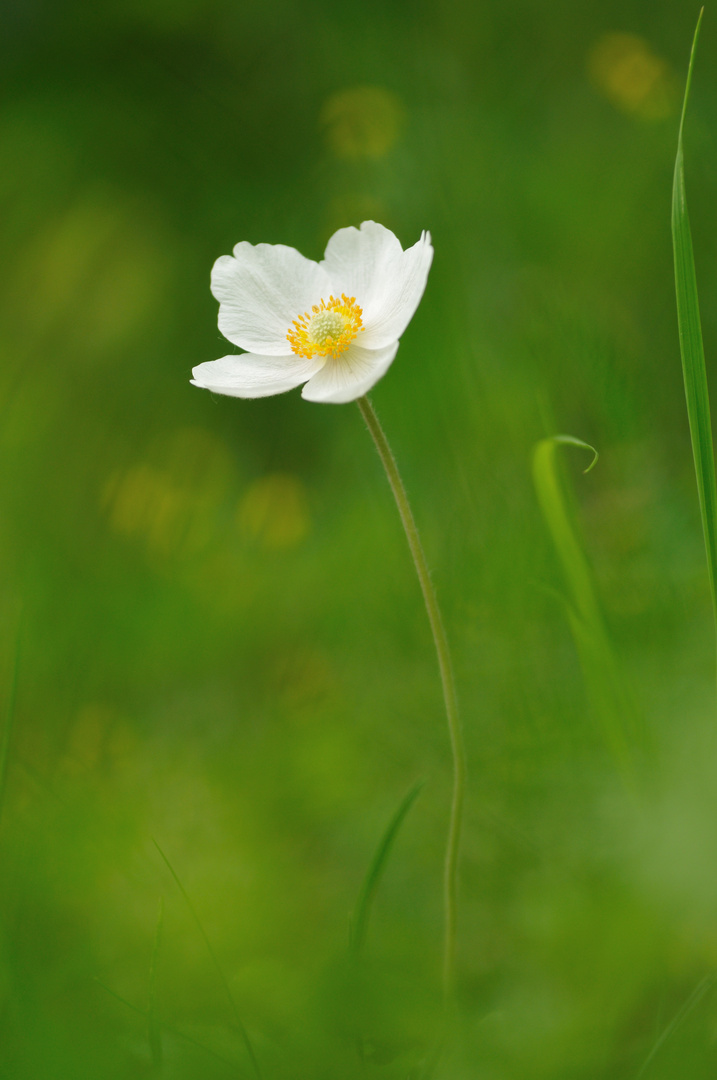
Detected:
left=0, top=631, right=21, bottom=828
left=532, top=435, right=640, bottom=777
left=672, top=11, right=717, bottom=633
left=147, top=897, right=164, bottom=1069
left=153, top=839, right=262, bottom=1080
left=349, top=778, right=424, bottom=959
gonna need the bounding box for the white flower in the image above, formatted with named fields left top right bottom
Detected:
left=191, top=221, right=433, bottom=405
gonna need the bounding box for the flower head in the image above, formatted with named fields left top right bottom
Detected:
left=191, top=221, right=433, bottom=405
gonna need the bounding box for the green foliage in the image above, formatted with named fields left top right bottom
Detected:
left=671, top=11, right=717, bottom=636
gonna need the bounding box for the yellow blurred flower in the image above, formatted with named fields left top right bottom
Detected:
left=102, top=427, right=232, bottom=559
left=588, top=33, right=678, bottom=120
left=320, top=86, right=404, bottom=160
left=237, top=473, right=310, bottom=550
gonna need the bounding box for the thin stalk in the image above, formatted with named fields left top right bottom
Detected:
left=357, top=394, right=466, bottom=1001
left=147, top=897, right=164, bottom=1070
left=95, top=979, right=242, bottom=1071
left=0, top=633, right=21, bottom=829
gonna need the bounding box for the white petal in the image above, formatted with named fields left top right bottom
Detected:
left=211, top=243, right=333, bottom=355
left=321, top=221, right=433, bottom=350
left=191, top=352, right=324, bottom=399
left=321, top=220, right=402, bottom=297
left=301, top=341, right=399, bottom=404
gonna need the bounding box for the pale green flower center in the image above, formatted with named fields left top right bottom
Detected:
left=308, top=310, right=346, bottom=347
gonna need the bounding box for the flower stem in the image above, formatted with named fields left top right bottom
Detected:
left=357, top=394, right=466, bottom=1001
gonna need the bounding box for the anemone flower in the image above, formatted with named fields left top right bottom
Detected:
left=191, top=221, right=433, bottom=404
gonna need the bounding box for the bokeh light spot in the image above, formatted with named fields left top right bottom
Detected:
left=61, top=704, right=113, bottom=776
left=320, top=86, right=404, bottom=160
left=271, top=647, right=337, bottom=718
left=12, top=195, right=166, bottom=357
left=103, top=427, right=233, bottom=560
left=588, top=33, right=678, bottom=120
left=237, top=473, right=310, bottom=550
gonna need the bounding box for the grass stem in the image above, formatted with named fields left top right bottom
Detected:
left=0, top=632, right=21, bottom=830
left=153, top=840, right=261, bottom=1080
left=147, top=897, right=164, bottom=1069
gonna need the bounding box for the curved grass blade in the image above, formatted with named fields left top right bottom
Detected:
left=349, top=778, right=424, bottom=959
left=0, top=631, right=21, bottom=828
left=532, top=436, right=601, bottom=628
left=532, top=436, right=642, bottom=778
left=637, top=971, right=716, bottom=1078
left=672, top=12, right=717, bottom=638
left=147, top=897, right=164, bottom=1069
left=153, top=839, right=262, bottom=1080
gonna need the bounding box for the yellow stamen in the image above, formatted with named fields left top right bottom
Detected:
left=287, top=294, right=363, bottom=359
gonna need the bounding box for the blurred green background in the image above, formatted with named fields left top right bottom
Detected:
left=3, top=1, right=717, bottom=1076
